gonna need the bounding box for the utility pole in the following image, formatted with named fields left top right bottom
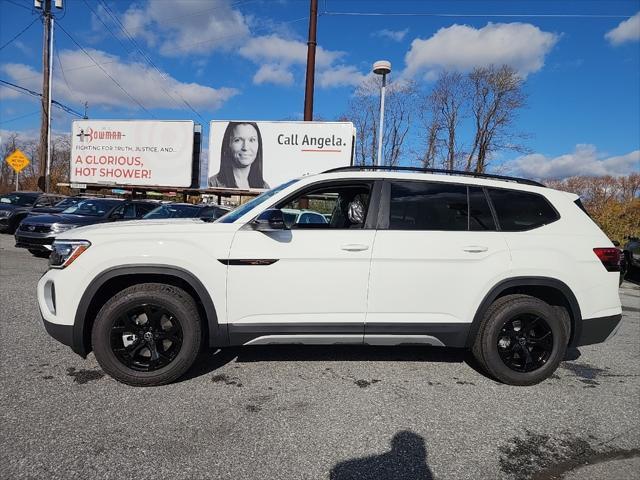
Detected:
left=303, top=0, right=318, bottom=121
left=35, top=0, right=62, bottom=192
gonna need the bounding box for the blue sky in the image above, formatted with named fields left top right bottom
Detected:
left=0, top=0, right=639, bottom=179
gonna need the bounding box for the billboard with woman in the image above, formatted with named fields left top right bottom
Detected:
left=208, top=121, right=354, bottom=190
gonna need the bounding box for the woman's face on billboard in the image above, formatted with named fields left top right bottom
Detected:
left=229, top=124, right=258, bottom=168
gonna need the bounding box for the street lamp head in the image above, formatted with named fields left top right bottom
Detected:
left=372, top=60, right=392, bottom=76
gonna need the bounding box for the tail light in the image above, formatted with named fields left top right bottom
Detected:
left=593, top=248, right=621, bottom=272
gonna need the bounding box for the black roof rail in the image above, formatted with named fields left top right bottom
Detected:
left=322, top=165, right=545, bottom=187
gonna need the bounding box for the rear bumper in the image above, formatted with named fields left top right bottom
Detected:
left=576, top=314, right=622, bottom=346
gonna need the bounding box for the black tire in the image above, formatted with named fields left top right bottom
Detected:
left=472, top=294, right=569, bottom=386
left=92, top=283, right=202, bottom=387
left=29, top=249, right=50, bottom=258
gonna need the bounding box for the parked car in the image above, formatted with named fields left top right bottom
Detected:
left=281, top=208, right=329, bottom=228
left=38, top=167, right=622, bottom=387
left=623, top=237, right=640, bottom=273
left=143, top=203, right=231, bottom=221
left=0, top=191, right=66, bottom=233
left=28, top=196, right=94, bottom=216
left=15, top=198, right=159, bottom=256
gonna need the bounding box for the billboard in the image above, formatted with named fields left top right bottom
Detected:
left=70, top=120, right=197, bottom=188
left=208, top=121, right=354, bottom=190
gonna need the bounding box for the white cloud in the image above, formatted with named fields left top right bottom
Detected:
left=317, top=65, right=368, bottom=88
left=239, top=35, right=344, bottom=68
left=373, top=28, right=409, bottom=42
left=253, top=64, right=294, bottom=86
left=120, top=0, right=250, bottom=56
left=1, top=49, right=238, bottom=112
left=404, top=22, right=559, bottom=78
left=502, top=145, right=640, bottom=179
left=605, top=12, right=640, bottom=46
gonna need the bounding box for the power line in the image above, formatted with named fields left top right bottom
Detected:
left=322, top=11, right=633, bottom=19
left=92, top=0, right=203, bottom=120
left=0, top=17, right=39, bottom=51
left=1, top=0, right=33, bottom=12
left=54, top=35, right=83, bottom=108
left=0, top=79, right=84, bottom=117
left=55, top=21, right=155, bottom=117
left=0, top=110, right=40, bottom=125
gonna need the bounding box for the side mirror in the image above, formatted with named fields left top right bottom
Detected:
left=253, top=209, right=287, bottom=231
left=110, top=211, right=124, bottom=221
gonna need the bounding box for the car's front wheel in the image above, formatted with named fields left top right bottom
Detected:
left=92, top=283, right=202, bottom=386
left=472, top=294, right=569, bottom=386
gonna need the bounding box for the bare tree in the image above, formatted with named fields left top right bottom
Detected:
left=419, top=71, right=468, bottom=169
left=382, top=80, right=417, bottom=166
left=342, top=77, right=416, bottom=166
left=466, top=65, right=528, bottom=173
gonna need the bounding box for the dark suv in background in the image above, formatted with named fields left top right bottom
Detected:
left=0, top=192, right=66, bottom=234
left=15, top=198, right=159, bottom=256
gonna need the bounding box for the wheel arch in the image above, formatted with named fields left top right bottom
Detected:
left=465, top=277, right=582, bottom=349
left=73, top=265, right=227, bottom=357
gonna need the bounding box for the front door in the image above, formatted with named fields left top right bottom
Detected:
left=226, top=180, right=378, bottom=345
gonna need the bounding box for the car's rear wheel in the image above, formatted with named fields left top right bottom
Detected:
left=472, top=294, right=569, bottom=386
left=92, top=283, right=202, bottom=387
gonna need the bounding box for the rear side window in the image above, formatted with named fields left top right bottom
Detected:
left=488, top=188, right=559, bottom=231
left=468, top=187, right=496, bottom=231
left=390, top=182, right=468, bottom=230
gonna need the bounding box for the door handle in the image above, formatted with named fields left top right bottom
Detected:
left=341, top=244, right=369, bottom=252
left=463, top=245, right=488, bottom=253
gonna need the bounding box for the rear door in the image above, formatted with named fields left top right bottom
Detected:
left=365, top=180, right=511, bottom=346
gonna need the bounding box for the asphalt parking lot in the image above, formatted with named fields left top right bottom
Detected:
left=1, top=233, right=639, bottom=480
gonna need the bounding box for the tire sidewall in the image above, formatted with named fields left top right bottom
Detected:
left=92, top=287, right=200, bottom=386
left=482, top=300, right=568, bottom=385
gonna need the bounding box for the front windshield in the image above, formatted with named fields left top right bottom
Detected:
left=0, top=193, right=37, bottom=207
left=53, top=197, right=83, bottom=209
left=216, top=179, right=300, bottom=224
left=62, top=199, right=122, bottom=217
left=144, top=204, right=201, bottom=219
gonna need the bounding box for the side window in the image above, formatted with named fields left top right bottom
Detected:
left=34, top=197, right=52, bottom=207
left=278, top=183, right=371, bottom=229
left=389, top=181, right=467, bottom=231
left=469, top=187, right=496, bottom=231
left=134, top=203, right=155, bottom=217
left=488, top=188, right=559, bottom=231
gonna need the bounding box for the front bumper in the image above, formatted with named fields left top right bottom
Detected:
left=38, top=270, right=87, bottom=357
left=15, top=232, right=55, bottom=251
left=576, top=314, right=623, bottom=346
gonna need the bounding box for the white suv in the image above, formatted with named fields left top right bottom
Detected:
left=37, top=167, right=623, bottom=386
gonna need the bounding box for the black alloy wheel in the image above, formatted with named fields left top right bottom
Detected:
left=472, top=294, right=569, bottom=386
left=497, top=314, right=553, bottom=372
left=110, top=304, right=183, bottom=372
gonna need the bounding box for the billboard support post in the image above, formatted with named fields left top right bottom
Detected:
left=303, top=0, right=318, bottom=121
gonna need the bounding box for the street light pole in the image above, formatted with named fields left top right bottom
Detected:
left=372, top=61, right=391, bottom=167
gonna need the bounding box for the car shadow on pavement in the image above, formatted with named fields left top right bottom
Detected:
left=329, top=430, right=434, bottom=480
left=181, top=345, right=487, bottom=382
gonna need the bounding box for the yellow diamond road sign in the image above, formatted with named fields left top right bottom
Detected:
left=6, top=149, right=30, bottom=174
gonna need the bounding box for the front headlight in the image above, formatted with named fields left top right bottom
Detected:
left=49, top=240, right=91, bottom=269
left=0, top=210, right=11, bottom=218
left=51, top=223, right=79, bottom=234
